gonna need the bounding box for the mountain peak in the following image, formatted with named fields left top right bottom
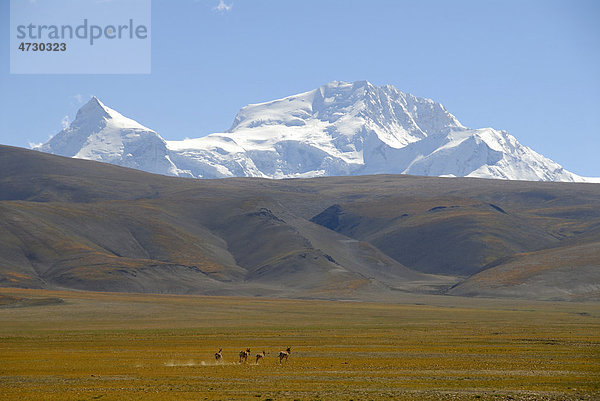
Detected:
left=38, top=81, right=590, bottom=182
left=76, top=96, right=111, bottom=121
left=72, top=97, right=151, bottom=132
left=88, top=96, right=110, bottom=111
left=35, top=97, right=181, bottom=177
left=322, top=80, right=371, bottom=89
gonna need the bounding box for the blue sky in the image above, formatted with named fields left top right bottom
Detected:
left=1, top=0, right=599, bottom=176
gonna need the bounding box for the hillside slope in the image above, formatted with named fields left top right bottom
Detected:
left=1, top=145, right=599, bottom=300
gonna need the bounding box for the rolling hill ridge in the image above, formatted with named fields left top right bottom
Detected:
left=1, top=145, right=599, bottom=301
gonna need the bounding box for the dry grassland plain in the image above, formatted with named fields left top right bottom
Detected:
left=1, top=288, right=599, bottom=401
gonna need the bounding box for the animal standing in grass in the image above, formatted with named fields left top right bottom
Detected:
left=279, top=347, right=291, bottom=364
left=215, top=348, right=222, bottom=363
left=239, top=348, right=251, bottom=363
left=255, top=351, right=266, bottom=364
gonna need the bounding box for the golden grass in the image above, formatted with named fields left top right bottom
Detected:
left=0, top=288, right=599, bottom=400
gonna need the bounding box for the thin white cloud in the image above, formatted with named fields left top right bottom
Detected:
left=28, top=141, right=42, bottom=149
left=213, top=0, right=232, bottom=12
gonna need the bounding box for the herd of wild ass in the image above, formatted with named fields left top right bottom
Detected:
left=214, top=347, right=291, bottom=364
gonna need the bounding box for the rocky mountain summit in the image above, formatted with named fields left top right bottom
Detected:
left=37, top=81, right=588, bottom=182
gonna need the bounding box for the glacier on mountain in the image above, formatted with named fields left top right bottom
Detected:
left=36, top=81, right=590, bottom=182
left=37, top=97, right=184, bottom=176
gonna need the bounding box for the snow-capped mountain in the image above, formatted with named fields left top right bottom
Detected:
left=36, top=81, right=590, bottom=182
left=36, top=97, right=183, bottom=176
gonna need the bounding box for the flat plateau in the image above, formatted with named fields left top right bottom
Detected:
left=1, top=288, right=598, bottom=400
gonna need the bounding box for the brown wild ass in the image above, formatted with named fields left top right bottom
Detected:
left=239, top=348, right=251, bottom=363
left=255, top=351, right=266, bottom=364
left=279, top=347, right=291, bottom=364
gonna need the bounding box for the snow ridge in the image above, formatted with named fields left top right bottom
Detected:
left=36, top=97, right=183, bottom=176
left=37, top=82, right=593, bottom=182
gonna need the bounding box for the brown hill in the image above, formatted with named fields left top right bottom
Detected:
left=1, top=145, right=599, bottom=300
left=448, top=242, right=600, bottom=301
